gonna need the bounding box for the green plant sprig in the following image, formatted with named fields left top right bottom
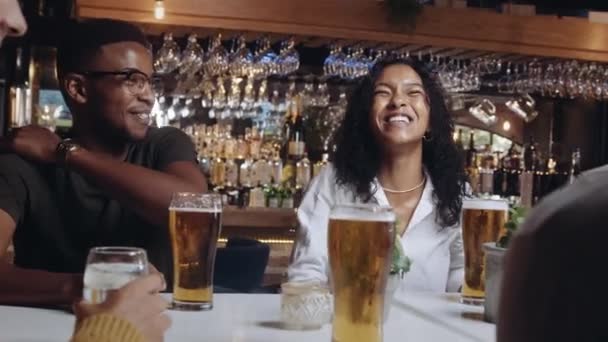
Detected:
left=391, top=219, right=412, bottom=278
left=497, top=205, right=527, bottom=248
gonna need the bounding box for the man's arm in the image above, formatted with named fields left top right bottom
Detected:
left=2, top=126, right=207, bottom=227
left=66, top=150, right=206, bottom=227
left=0, top=210, right=81, bottom=305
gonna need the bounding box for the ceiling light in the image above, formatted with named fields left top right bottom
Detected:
left=154, top=0, right=165, bottom=20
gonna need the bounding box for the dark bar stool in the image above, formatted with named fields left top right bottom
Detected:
left=213, top=237, right=270, bottom=293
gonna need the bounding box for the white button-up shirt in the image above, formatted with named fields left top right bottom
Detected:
left=288, top=164, right=464, bottom=293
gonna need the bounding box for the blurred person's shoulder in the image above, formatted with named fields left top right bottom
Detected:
left=0, top=152, right=48, bottom=176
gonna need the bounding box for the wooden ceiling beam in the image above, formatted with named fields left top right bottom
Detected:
left=75, top=0, right=608, bottom=62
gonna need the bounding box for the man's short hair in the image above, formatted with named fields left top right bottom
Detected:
left=56, top=18, right=151, bottom=78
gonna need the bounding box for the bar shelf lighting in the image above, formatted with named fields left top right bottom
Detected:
left=154, top=0, right=165, bottom=20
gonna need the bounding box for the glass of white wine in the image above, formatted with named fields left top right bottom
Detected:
left=83, top=247, right=149, bottom=304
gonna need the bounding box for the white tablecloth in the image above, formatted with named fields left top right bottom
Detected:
left=0, top=292, right=495, bottom=342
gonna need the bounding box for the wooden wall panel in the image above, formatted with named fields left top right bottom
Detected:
left=76, top=0, right=608, bottom=62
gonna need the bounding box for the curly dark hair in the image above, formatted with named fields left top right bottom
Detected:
left=331, top=56, right=467, bottom=227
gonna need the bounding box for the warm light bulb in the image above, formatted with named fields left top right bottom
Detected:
left=154, top=0, right=165, bottom=20
left=502, top=121, right=511, bottom=132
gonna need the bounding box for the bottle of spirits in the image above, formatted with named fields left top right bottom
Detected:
left=236, top=134, right=248, bottom=160
left=248, top=126, right=262, bottom=160
left=225, top=158, right=239, bottom=191
left=296, top=152, right=312, bottom=189
left=271, top=150, right=284, bottom=185
left=223, top=125, right=236, bottom=160
left=465, top=132, right=480, bottom=194
left=492, top=151, right=505, bottom=197
left=465, top=131, right=477, bottom=169
left=287, top=96, right=305, bottom=162
left=568, top=148, right=581, bottom=184
left=249, top=183, right=266, bottom=208
left=523, top=136, right=538, bottom=172
left=210, top=153, right=225, bottom=188
left=503, top=143, right=521, bottom=198
left=238, top=158, right=253, bottom=208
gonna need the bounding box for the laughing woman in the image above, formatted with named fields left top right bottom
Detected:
left=288, top=56, right=468, bottom=293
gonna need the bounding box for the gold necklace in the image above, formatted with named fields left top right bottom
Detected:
left=381, top=177, right=426, bottom=194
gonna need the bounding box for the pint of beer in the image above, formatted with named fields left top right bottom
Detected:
left=461, top=198, right=508, bottom=305
left=169, top=193, right=222, bottom=311
left=328, top=204, right=395, bottom=342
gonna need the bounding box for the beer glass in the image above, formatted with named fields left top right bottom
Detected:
left=169, top=192, right=222, bottom=311
left=328, top=204, right=395, bottom=342
left=83, top=247, right=149, bottom=304
left=461, top=198, right=508, bottom=305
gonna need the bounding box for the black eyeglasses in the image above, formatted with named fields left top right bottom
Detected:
left=78, top=69, right=156, bottom=95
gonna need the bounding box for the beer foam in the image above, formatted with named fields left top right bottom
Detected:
left=462, top=198, right=508, bottom=211
left=329, top=205, right=395, bottom=222
left=169, top=207, right=222, bottom=213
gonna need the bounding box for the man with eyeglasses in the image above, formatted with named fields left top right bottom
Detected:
left=0, top=18, right=207, bottom=305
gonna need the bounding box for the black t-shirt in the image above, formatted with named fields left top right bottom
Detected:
left=0, top=126, right=197, bottom=285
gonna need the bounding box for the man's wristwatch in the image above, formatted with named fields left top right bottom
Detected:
left=56, top=138, right=81, bottom=166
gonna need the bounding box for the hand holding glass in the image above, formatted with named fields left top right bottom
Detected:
left=83, top=247, right=149, bottom=304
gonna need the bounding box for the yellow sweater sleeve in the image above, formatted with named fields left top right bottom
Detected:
left=71, top=314, right=145, bottom=342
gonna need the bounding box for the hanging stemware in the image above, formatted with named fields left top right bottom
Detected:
left=179, top=34, right=205, bottom=76
left=154, top=32, right=181, bottom=74
left=204, top=34, right=229, bottom=77
left=229, top=35, right=254, bottom=77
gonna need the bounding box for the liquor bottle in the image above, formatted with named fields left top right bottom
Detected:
left=238, top=158, right=253, bottom=208
left=296, top=152, right=311, bottom=189
left=465, top=131, right=477, bottom=169
left=212, top=124, right=224, bottom=157
left=236, top=134, right=248, bottom=160
left=271, top=150, right=284, bottom=185
left=251, top=153, right=272, bottom=187
left=523, top=136, right=538, bottom=172
left=492, top=151, right=505, bottom=197
left=568, top=148, right=581, bottom=184
left=287, top=96, right=305, bottom=161
left=465, top=132, right=480, bottom=194
left=225, top=158, right=239, bottom=190
left=248, top=126, right=262, bottom=160
left=502, top=143, right=521, bottom=198
left=239, top=158, right=253, bottom=188
left=210, top=153, right=226, bottom=188
left=223, top=125, right=236, bottom=159
left=248, top=183, right=266, bottom=208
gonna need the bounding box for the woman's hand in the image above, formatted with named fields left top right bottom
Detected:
left=73, top=273, right=171, bottom=342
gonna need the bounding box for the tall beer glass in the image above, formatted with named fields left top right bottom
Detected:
left=461, top=198, right=508, bottom=305
left=169, top=192, right=222, bottom=311
left=83, top=247, right=148, bottom=304
left=328, top=204, right=395, bottom=342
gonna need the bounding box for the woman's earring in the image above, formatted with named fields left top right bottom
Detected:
left=423, top=131, right=433, bottom=141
